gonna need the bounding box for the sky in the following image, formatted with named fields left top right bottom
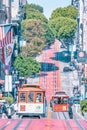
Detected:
left=27, top=0, right=71, bottom=19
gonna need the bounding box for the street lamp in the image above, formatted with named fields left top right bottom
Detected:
left=12, top=69, right=19, bottom=101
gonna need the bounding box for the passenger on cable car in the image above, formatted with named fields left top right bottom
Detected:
left=28, top=92, right=34, bottom=102
left=63, top=98, right=68, bottom=104
left=58, top=97, right=62, bottom=104
left=36, top=93, right=42, bottom=102
left=20, top=93, right=25, bottom=102
left=54, top=98, right=58, bottom=104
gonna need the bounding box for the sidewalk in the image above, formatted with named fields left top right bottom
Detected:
left=72, top=104, right=87, bottom=120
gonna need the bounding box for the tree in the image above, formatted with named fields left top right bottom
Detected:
left=58, top=19, right=77, bottom=45
left=3, top=93, right=14, bottom=105
left=21, top=37, right=45, bottom=57
left=22, top=19, right=54, bottom=44
left=14, top=54, right=41, bottom=77
left=26, top=10, right=48, bottom=23
left=23, top=4, right=48, bottom=23
left=80, top=100, right=87, bottom=112
left=21, top=19, right=55, bottom=57
left=23, top=4, right=43, bottom=14
left=49, top=17, right=77, bottom=46
left=50, top=6, right=78, bottom=20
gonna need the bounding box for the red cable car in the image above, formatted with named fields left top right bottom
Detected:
left=51, top=91, right=69, bottom=112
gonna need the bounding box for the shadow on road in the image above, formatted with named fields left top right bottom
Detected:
left=51, top=51, right=71, bottom=63
left=40, top=62, right=59, bottom=72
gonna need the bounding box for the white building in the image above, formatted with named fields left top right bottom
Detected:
left=3, top=0, right=27, bottom=22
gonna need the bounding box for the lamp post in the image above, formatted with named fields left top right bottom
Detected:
left=12, top=69, right=19, bottom=101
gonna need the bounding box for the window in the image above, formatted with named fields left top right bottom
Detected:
left=54, top=98, right=58, bottom=104
left=36, top=93, right=42, bottom=102
left=28, top=92, right=34, bottom=102
left=20, top=93, right=26, bottom=102
left=63, top=98, right=68, bottom=104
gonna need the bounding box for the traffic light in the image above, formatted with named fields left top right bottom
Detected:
left=77, top=51, right=86, bottom=63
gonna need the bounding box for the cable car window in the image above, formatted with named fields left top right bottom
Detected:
left=54, top=98, right=58, bottom=104
left=63, top=98, right=68, bottom=104
left=28, top=92, right=34, bottom=102
left=36, top=93, right=42, bottom=102
left=20, top=93, right=26, bottom=102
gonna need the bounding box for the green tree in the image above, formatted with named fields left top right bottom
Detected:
left=14, top=54, right=41, bottom=77
left=22, top=19, right=54, bottom=44
left=21, top=19, right=55, bottom=57
left=21, top=37, right=45, bottom=57
left=26, top=10, right=48, bottom=23
left=49, top=17, right=77, bottom=45
left=21, top=3, right=54, bottom=58
left=23, top=3, right=43, bottom=14
left=58, top=20, right=77, bottom=45
left=23, top=4, right=48, bottom=23
left=3, top=93, right=14, bottom=105
left=50, top=6, right=78, bottom=20
left=80, top=100, right=87, bottom=112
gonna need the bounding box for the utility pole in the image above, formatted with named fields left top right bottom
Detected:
left=79, top=0, right=84, bottom=51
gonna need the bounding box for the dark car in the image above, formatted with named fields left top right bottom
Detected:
left=0, top=104, right=3, bottom=117
left=73, top=99, right=80, bottom=104
left=63, top=67, right=73, bottom=72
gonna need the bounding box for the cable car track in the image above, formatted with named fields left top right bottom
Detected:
left=56, top=112, right=69, bottom=119
left=62, top=112, right=72, bottom=130
left=40, top=40, right=60, bottom=101
left=73, top=114, right=85, bottom=130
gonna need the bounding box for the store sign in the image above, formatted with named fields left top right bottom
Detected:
left=77, top=51, right=86, bottom=63
left=85, top=64, right=87, bottom=78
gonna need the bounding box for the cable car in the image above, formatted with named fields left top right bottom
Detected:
left=17, top=84, right=47, bottom=118
left=50, top=91, right=69, bottom=112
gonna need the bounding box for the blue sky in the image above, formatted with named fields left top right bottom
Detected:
left=27, top=0, right=71, bottom=19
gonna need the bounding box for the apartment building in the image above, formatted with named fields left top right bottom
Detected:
left=0, top=0, right=7, bottom=24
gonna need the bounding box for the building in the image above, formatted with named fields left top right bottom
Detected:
left=22, top=0, right=27, bottom=5
left=72, top=0, right=87, bottom=99
left=0, top=0, right=26, bottom=95
left=0, top=0, right=7, bottom=24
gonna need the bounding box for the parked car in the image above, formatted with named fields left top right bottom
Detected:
left=73, top=99, right=80, bottom=104
left=69, top=96, right=80, bottom=105
left=60, top=45, right=66, bottom=48
left=63, top=67, right=73, bottom=72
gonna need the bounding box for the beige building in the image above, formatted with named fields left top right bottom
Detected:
left=3, top=0, right=27, bottom=22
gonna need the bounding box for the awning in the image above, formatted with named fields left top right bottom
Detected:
left=0, top=80, right=5, bottom=84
